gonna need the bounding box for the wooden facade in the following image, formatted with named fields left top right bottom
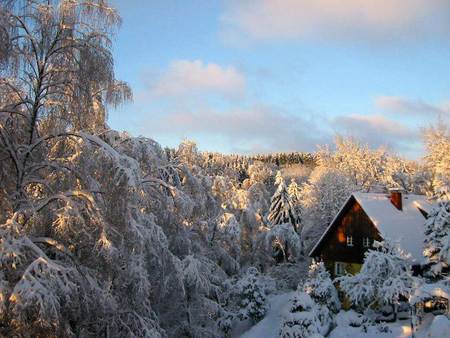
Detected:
left=310, top=196, right=382, bottom=278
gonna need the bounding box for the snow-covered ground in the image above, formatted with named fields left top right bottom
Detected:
left=239, top=292, right=450, bottom=338
left=329, top=320, right=413, bottom=338
left=329, top=314, right=450, bottom=338
left=239, top=291, right=296, bottom=338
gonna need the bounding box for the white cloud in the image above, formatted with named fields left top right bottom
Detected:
left=138, top=103, right=331, bottom=154
left=151, top=60, right=246, bottom=99
left=222, top=0, right=450, bottom=43
left=376, top=96, right=450, bottom=119
left=333, top=114, right=418, bottom=152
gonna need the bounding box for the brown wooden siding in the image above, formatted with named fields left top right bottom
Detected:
left=314, top=196, right=382, bottom=264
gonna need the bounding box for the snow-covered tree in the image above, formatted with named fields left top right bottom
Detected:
left=423, top=123, right=450, bottom=196
left=208, top=213, right=241, bottom=274
left=317, top=136, right=388, bottom=192
left=266, top=223, right=302, bottom=263
left=179, top=255, right=227, bottom=337
left=236, top=267, right=268, bottom=323
left=176, top=139, right=202, bottom=168
left=288, top=179, right=302, bottom=205
left=300, top=166, right=355, bottom=250
left=211, top=175, right=235, bottom=210
left=304, top=261, right=340, bottom=313
left=382, top=155, right=422, bottom=193
left=338, top=240, right=413, bottom=317
left=0, top=0, right=131, bottom=212
left=424, top=198, right=450, bottom=278
left=268, top=171, right=300, bottom=232
left=248, top=161, right=273, bottom=184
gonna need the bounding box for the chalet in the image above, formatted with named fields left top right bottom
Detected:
left=309, top=190, right=433, bottom=278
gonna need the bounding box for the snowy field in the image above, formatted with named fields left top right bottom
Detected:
left=240, top=292, right=450, bottom=338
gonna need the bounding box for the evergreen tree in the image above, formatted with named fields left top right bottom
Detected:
left=237, top=267, right=267, bottom=323
left=279, top=291, right=330, bottom=338
left=288, top=179, right=302, bottom=204
left=268, top=171, right=299, bottom=232
left=424, top=197, right=450, bottom=278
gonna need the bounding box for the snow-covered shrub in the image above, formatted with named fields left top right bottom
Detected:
left=337, top=240, right=413, bottom=316
left=304, top=260, right=341, bottom=313
left=279, top=291, right=332, bottom=338
left=279, top=311, right=319, bottom=338
left=236, top=267, right=268, bottom=323
left=334, top=310, right=368, bottom=328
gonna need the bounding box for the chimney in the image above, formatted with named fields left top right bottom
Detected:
left=390, top=190, right=402, bottom=211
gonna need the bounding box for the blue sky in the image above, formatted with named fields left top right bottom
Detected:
left=108, top=0, right=450, bottom=158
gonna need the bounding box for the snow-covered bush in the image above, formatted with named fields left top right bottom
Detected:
left=337, top=240, right=413, bottom=317
left=236, top=267, right=268, bottom=323
left=334, top=310, right=368, bottom=328
left=304, top=260, right=341, bottom=313
left=279, top=291, right=332, bottom=338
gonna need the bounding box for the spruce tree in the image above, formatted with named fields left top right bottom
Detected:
left=424, top=198, right=450, bottom=278
left=268, top=171, right=299, bottom=232
left=237, top=267, right=267, bottom=323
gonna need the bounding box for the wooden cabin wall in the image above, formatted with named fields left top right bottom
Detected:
left=319, top=197, right=382, bottom=265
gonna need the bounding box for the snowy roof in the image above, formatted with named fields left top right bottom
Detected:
left=310, top=192, right=434, bottom=264
left=353, top=192, right=432, bottom=264
left=410, top=282, right=450, bottom=305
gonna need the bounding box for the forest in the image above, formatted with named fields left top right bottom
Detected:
left=0, top=1, right=449, bottom=337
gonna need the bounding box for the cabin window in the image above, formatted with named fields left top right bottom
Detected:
left=363, top=237, right=371, bottom=247
left=335, top=262, right=345, bottom=276
left=346, top=236, right=353, bottom=247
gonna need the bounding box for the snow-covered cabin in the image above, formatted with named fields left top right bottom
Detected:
left=309, top=191, right=433, bottom=278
